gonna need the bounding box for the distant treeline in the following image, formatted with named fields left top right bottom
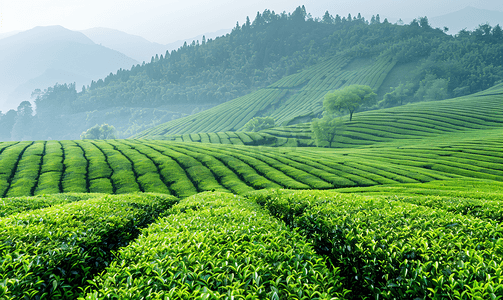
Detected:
left=1, top=6, right=503, bottom=141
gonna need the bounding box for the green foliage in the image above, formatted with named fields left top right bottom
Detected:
left=379, top=82, right=414, bottom=108
left=241, top=116, right=275, bottom=132
left=0, top=110, right=17, bottom=141
left=0, top=193, right=100, bottom=217
left=10, top=101, right=34, bottom=142
left=413, top=74, right=449, bottom=102
left=84, top=192, right=348, bottom=299
left=323, top=85, right=376, bottom=121
left=248, top=189, right=503, bottom=299
left=134, top=54, right=396, bottom=138
left=80, top=123, right=117, bottom=140
left=2, top=125, right=503, bottom=198
left=311, top=117, right=344, bottom=147
left=0, top=193, right=178, bottom=299
left=179, top=84, right=503, bottom=149
left=0, top=11, right=500, bottom=142
left=6, top=142, right=44, bottom=197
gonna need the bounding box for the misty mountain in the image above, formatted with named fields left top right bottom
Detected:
left=0, top=25, right=138, bottom=112
left=0, top=31, right=21, bottom=40
left=429, top=6, right=503, bottom=34
left=4, top=6, right=503, bottom=142
left=80, top=27, right=231, bottom=63
left=79, top=27, right=168, bottom=63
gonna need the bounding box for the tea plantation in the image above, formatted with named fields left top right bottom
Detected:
left=132, top=53, right=398, bottom=138
left=2, top=84, right=503, bottom=299
left=146, top=83, right=503, bottom=147
left=1, top=122, right=503, bottom=298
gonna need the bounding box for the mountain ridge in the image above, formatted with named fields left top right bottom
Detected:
left=0, top=25, right=138, bottom=112
left=429, top=6, right=503, bottom=34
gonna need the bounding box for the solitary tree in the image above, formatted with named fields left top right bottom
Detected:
left=311, top=117, right=344, bottom=148
left=323, top=85, right=376, bottom=121
left=81, top=123, right=117, bottom=140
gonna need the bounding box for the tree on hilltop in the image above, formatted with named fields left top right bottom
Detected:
left=311, top=85, right=375, bottom=147
left=323, top=85, right=376, bottom=121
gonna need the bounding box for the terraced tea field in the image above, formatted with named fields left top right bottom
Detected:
left=133, top=54, right=397, bottom=138
left=1, top=130, right=503, bottom=200
left=150, top=84, right=503, bottom=147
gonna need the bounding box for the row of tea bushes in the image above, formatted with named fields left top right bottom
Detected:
left=84, top=192, right=349, bottom=299
left=3, top=138, right=503, bottom=198
left=0, top=193, right=101, bottom=217
left=0, top=193, right=178, bottom=299
left=247, top=189, right=503, bottom=299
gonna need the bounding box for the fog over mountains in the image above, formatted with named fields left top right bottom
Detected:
left=0, top=26, right=138, bottom=112
left=0, top=5, right=502, bottom=113
left=79, top=27, right=231, bottom=63
left=430, top=6, right=503, bottom=34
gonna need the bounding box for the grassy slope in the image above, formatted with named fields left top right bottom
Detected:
left=133, top=53, right=398, bottom=138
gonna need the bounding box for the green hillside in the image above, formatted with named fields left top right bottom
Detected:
left=4, top=7, right=503, bottom=141
left=133, top=20, right=503, bottom=140
left=138, top=83, right=503, bottom=147
left=133, top=54, right=398, bottom=137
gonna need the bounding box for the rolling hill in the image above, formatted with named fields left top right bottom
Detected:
left=1, top=111, right=503, bottom=199
left=4, top=7, right=503, bottom=142
left=133, top=53, right=399, bottom=138
left=429, top=6, right=503, bottom=35
left=2, top=88, right=503, bottom=299
left=137, top=82, right=503, bottom=148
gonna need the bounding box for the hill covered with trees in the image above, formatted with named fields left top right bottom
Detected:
left=1, top=6, right=503, bottom=141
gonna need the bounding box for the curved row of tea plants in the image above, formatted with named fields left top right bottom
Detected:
left=3, top=180, right=503, bottom=298
left=133, top=53, right=397, bottom=138
left=0, top=193, right=178, bottom=299
left=83, top=192, right=349, bottom=299
left=247, top=188, right=503, bottom=299
left=158, top=86, right=503, bottom=148
left=1, top=134, right=503, bottom=198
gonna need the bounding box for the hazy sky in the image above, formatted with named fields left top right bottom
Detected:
left=1, top=0, right=502, bottom=44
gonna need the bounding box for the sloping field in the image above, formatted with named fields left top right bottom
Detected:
left=133, top=54, right=397, bottom=138
left=1, top=132, right=503, bottom=199
left=155, top=84, right=503, bottom=147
